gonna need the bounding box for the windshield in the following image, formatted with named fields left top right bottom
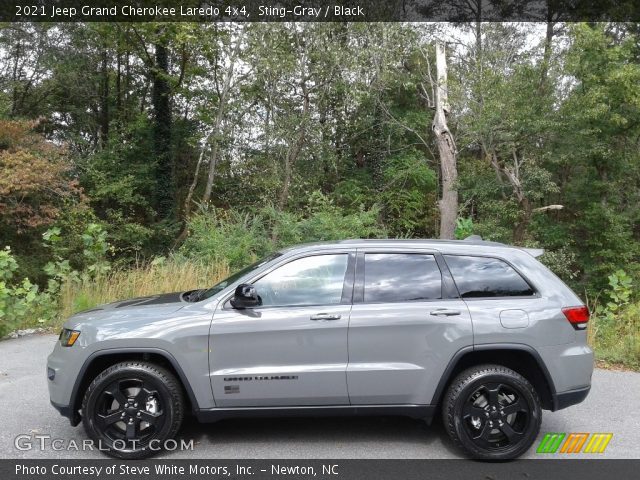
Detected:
left=197, top=253, right=282, bottom=301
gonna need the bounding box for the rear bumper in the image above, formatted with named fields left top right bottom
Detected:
left=552, top=385, right=590, bottom=411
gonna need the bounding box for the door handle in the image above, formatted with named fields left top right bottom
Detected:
left=430, top=309, right=461, bottom=317
left=310, top=313, right=342, bottom=321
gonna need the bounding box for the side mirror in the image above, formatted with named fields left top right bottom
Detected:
left=230, top=283, right=261, bottom=309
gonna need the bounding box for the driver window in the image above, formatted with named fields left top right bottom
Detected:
left=254, top=254, right=348, bottom=307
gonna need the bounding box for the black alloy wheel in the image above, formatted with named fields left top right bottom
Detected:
left=442, top=364, right=542, bottom=460
left=82, top=361, right=184, bottom=459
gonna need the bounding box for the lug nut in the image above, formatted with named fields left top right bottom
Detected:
left=134, top=403, right=138, bottom=408
left=137, top=412, right=141, bottom=417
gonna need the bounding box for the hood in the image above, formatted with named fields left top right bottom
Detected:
left=103, top=291, right=186, bottom=310
left=71, top=291, right=187, bottom=320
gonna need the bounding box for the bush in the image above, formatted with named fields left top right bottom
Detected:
left=180, top=193, right=386, bottom=270
left=589, top=270, right=640, bottom=369
left=0, top=247, right=56, bottom=337
left=179, top=208, right=272, bottom=270
left=0, top=223, right=114, bottom=336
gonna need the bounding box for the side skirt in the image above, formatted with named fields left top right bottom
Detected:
left=195, top=404, right=435, bottom=424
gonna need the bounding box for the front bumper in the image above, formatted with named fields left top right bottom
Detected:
left=50, top=400, right=81, bottom=426
left=47, top=340, right=86, bottom=427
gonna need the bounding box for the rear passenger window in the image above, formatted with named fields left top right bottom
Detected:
left=444, top=255, right=535, bottom=298
left=364, top=253, right=442, bottom=303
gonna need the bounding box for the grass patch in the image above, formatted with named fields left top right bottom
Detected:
left=57, top=259, right=229, bottom=325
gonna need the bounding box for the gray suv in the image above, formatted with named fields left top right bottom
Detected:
left=47, top=238, right=593, bottom=460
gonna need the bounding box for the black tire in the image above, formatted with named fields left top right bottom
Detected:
left=442, top=364, right=541, bottom=460
left=81, top=361, right=184, bottom=459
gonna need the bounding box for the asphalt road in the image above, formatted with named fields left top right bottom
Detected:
left=1, top=334, right=638, bottom=459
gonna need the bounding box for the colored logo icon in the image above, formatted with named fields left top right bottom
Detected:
left=537, top=433, right=613, bottom=454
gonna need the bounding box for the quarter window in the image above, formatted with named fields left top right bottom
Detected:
left=444, top=255, right=535, bottom=298
left=363, top=253, right=442, bottom=303
left=254, top=254, right=348, bottom=307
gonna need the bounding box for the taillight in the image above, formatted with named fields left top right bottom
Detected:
left=562, top=306, right=590, bottom=330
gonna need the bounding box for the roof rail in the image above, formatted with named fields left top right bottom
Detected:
left=463, top=234, right=544, bottom=257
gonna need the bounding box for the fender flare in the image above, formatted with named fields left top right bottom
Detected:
left=69, top=347, right=200, bottom=425
left=430, top=343, right=558, bottom=408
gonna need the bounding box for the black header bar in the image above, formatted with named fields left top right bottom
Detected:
left=1, top=1, right=640, bottom=22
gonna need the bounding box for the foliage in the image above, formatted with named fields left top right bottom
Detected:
left=0, top=224, right=113, bottom=337
left=58, top=258, right=228, bottom=321
left=0, top=247, right=55, bottom=337
left=455, top=218, right=474, bottom=240
left=0, top=120, right=83, bottom=234
left=180, top=195, right=385, bottom=270
left=379, top=152, right=437, bottom=236
left=179, top=208, right=271, bottom=270
left=590, top=271, right=639, bottom=369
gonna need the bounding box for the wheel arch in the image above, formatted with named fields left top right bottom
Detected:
left=70, top=348, right=199, bottom=426
left=431, top=344, right=556, bottom=411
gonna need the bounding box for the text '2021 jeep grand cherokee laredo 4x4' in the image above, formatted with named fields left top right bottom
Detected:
left=47, top=238, right=593, bottom=460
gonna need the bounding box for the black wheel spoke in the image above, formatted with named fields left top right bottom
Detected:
left=140, top=411, right=160, bottom=425
left=502, top=397, right=527, bottom=416
left=499, top=421, right=522, bottom=443
left=104, top=381, right=128, bottom=406
left=486, top=385, right=501, bottom=406
left=125, top=420, right=138, bottom=441
left=97, top=410, right=123, bottom=427
left=473, top=421, right=493, bottom=448
left=134, top=387, right=154, bottom=405
left=462, top=402, right=486, bottom=418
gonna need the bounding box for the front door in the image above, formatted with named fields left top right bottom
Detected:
left=210, top=252, right=354, bottom=407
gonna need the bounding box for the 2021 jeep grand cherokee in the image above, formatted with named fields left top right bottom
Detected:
left=47, top=238, right=593, bottom=459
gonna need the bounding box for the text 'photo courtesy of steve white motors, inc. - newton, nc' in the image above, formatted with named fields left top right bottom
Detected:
left=15, top=4, right=365, bottom=20
left=14, top=463, right=337, bottom=477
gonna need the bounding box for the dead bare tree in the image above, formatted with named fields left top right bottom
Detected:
left=432, top=42, right=458, bottom=239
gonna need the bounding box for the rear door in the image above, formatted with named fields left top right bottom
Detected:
left=347, top=248, right=473, bottom=405
left=441, top=254, right=575, bottom=346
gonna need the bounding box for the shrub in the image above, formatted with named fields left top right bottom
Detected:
left=0, top=247, right=55, bottom=337
left=589, top=270, right=640, bottom=369
left=180, top=193, right=386, bottom=270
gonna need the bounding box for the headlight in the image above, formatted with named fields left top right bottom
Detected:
left=59, top=329, right=81, bottom=347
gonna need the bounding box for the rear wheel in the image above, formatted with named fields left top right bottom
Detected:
left=81, top=361, right=184, bottom=459
left=442, top=364, right=541, bottom=460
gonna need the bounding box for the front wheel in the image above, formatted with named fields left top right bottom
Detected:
left=442, top=364, right=542, bottom=460
left=82, top=361, right=184, bottom=459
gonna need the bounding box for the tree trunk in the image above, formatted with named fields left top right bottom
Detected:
left=99, top=46, right=109, bottom=148
left=277, top=82, right=309, bottom=211
left=11, top=40, right=21, bottom=117
left=152, top=39, right=173, bottom=219
left=432, top=42, right=458, bottom=239
left=539, top=14, right=555, bottom=93
left=201, top=51, right=237, bottom=205
left=174, top=129, right=214, bottom=246
left=513, top=197, right=532, bottom=244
